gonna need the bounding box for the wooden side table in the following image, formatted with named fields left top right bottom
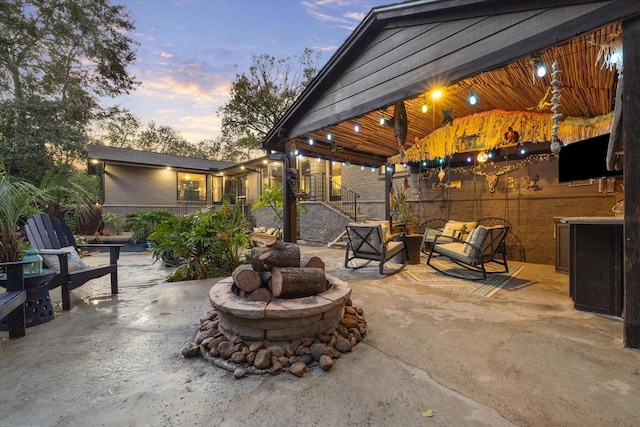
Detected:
left=404, top=234, right=423, bottom=265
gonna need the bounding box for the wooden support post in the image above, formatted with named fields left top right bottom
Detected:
left=283, top=140, right=297, bottom=243
left=623, top=16, right=640, bottom=348
left=385, top=164, right=392, bottom=225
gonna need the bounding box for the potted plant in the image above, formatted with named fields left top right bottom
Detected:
left=101, top=212, right=121, bottom=236
left=393, top=186, right=419, bottom=235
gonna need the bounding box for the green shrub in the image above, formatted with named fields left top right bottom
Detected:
left=122, top=209, right=176, bottom=243
left=148, top=202, right=255, bottom=281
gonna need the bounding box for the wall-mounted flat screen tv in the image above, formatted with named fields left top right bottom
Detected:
left=558, top=134, right=623, bottom=183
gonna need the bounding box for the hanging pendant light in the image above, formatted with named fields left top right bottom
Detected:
left=477, top=151, right=489, bottom=163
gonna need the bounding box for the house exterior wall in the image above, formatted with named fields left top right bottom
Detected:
left=104, top=164, right=177, bottom=207
left=102, top=155, right=617, bottom=267
left=274, top=155, right=616, bottom=267
left=102, top=164, right=209, bottom=219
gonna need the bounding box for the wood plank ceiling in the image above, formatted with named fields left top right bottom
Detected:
left=292, top=22, right=620, bottom=167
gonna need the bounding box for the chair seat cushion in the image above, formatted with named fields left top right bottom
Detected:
left=39, top=246, right=88, bottom=272
left=386, top=240, right=405, bottom=259
left=433, top=242, right=474, bottom=264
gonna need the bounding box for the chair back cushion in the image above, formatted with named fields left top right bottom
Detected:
left=441, top=221, right=465, bottom=239
left=39, top=247, right=88, bottom=272
left=364, top=220, right=392, bottom=242
left=347, top=223, right=384, bottom=255
left=463, top=225, right=507, bottom=260
left=463, top=226, right=490, bottom=259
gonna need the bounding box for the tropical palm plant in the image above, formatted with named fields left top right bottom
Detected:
left=0, top=166, right=53, bottom=262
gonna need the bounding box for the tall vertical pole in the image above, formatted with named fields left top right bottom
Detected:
left=623, top=16, right=640, bottom=348
left=385, top=164, right=393, bottom=227
left=283, top=140, right=298, bottom=243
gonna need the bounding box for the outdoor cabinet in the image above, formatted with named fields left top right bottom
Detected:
left=565, top=218, right=624, bottom=317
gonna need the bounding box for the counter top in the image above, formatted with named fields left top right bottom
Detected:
left=559, top=216, right=623, bottom=225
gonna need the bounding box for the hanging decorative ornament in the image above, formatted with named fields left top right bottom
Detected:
left=394, top=101, right=408, bottom=157
left=438, top=167, right=446, bottom=182
left=485, top=172, right=499, bottom=193
left=550, top=61, right=563, bottom=153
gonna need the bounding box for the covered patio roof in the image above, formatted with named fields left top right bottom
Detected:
left=260, top=0, right=640, bottom=348
left=262, top=0, right=637, bottom=167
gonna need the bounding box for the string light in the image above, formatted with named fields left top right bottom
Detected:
left=354, top=122, right=360, bottom=132
left=419, top=153, right=557, bottom=180
left=468, top=92, right=477, bottom=105
left=308, top=138, right=314, bottom=145
left=326, top=133, right=332, bottom=140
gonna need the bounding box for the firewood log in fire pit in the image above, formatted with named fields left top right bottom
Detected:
left=271, top=267, right=327, bottom=299
left=301, top=256, right=325, bottom=270
left=232, top=264, right=262, bottom=293
left=251, top=240, right=301, bottom=272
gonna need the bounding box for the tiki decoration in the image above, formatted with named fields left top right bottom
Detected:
left=393, top=101, right=408, bottom=158
left=286, top=168, right=301, bottom=198
left=329, top=140, right=342, bottom=154
left=442, top=108, right=454, bottom=127
left=550, top=61, right=563, bottom=154
left=504, top=126, right=519, bottom=144
left=485, top=173, right=499, bottom=193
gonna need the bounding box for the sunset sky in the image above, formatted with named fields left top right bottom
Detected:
left=109, top=0, right=393, bottom=143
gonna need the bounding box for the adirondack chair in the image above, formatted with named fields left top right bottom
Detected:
left=25, top=214, right=122, bottom=311
left=0, top=261, right=28, bottom=338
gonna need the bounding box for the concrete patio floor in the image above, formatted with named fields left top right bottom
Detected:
left=1, top=245, right=639, bottom=426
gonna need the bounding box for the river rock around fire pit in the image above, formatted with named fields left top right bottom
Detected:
left=186, top=301, right=367, bottom=378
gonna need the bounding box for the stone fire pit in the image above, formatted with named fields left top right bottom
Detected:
left=182, top=241, right=367, bottom=378
left=209, top=275, right=351, bottom=341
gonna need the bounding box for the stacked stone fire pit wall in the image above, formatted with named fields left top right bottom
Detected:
left=209, top=275, right=351, bottom=341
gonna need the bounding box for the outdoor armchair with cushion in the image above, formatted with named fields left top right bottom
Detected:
left=419, top=219, right=477, bottom=255
left=344, top=221, right=409, bottom=275
left=426, top=224, right=509, bottom=280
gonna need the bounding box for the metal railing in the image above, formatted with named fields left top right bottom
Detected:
left=175, top=201, right=209, bottom=217
left=299, top=173, right=359, bottom=220
left=328, top=181, right=359, bottom=220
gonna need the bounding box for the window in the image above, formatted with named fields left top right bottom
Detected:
left=177, top=172, right=206, bottom=201
left=212, top=176, right=223, bottom=203
left=269, top=162, right=283, bottom=187
left=378, top=163, right=409, bottom=176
